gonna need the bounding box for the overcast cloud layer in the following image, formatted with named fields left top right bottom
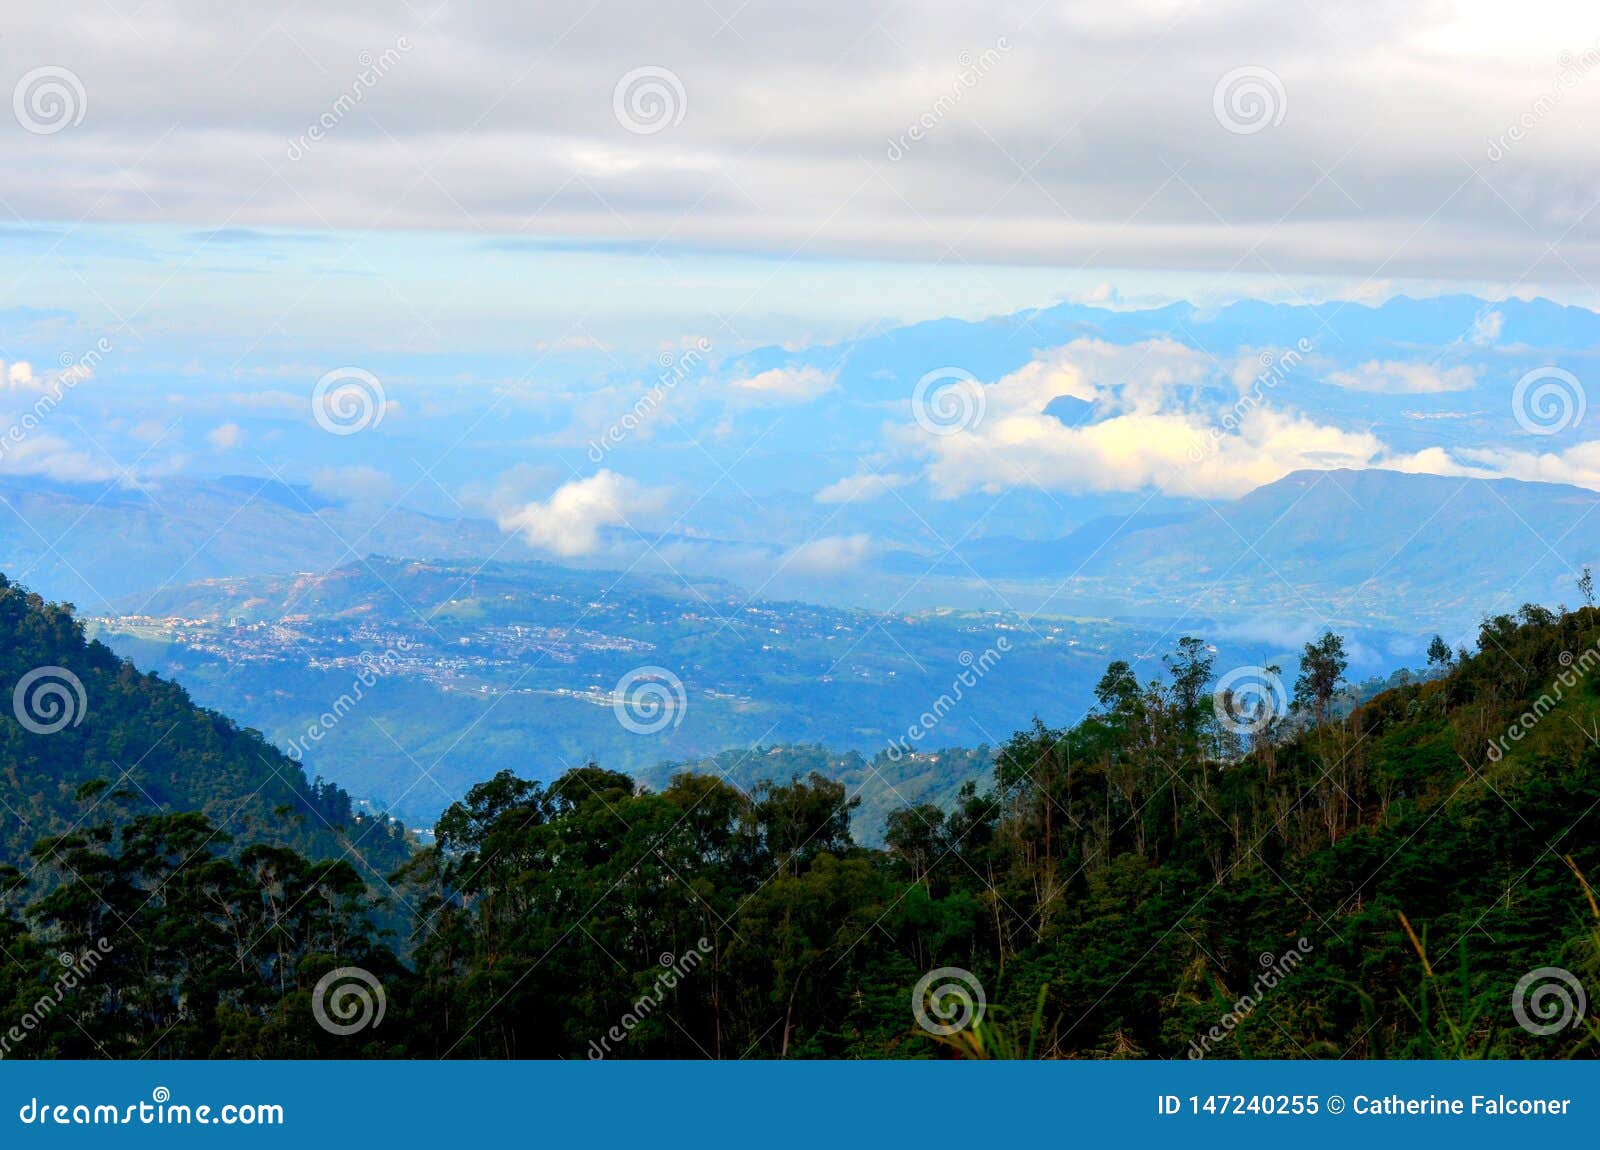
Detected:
left=5, top=0, right=1600, bottom=285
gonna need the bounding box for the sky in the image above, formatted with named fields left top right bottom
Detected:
left=3, top=0, right=1600, bottom=550
left=6, top=2, right=1600, bottom=338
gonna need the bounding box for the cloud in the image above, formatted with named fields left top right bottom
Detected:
left=187, top=389, right=304, bottom=415
left=814, top=471, right=913, bottom=504
left=782, top=534, right=873, bottom=575
left=460, top=461, right=560, bottom=510
left=1230, top=349, right=1280, bottom=392
left=495, top=470, right=669, bottom=556
left=310, top=465, right=399, bottom=504
left=913, top=338, right=1448, bottom=499
left=129, top=420, right=169, bottom=445
left=207, top=422, right=244, bottom=450
left=728, top=365, right=836, bottom=404
left=1064, top=282, right=1119, bottom=306
left=0, top=432, right=120, bottom=483
left=1452, top=441, right=1600, bottom=491
left=534, top=335, right=609, bottom=353
left=5, top=362, right=34, bottom=388
left=5, top=3, right=1595, bottom=283
left=1325, top=360, right=1478, bottom=394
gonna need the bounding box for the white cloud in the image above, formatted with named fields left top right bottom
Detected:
left=729, top=365, right=836, bottom=404
left=1325, top=360, right=1478, bottom=394
left=207, top=422, right=244, bottom=450
left=782, top=533, right=873, bottom=574
left=186, top=389, right=304, bottom=415
left=534, top=335, right=609, bottom=353
left=496, top=470, right=669, bottom=556
left=1066, top=282, right=1119, bottom=305
left=1333, top=280, right=1398, bottom=306
left=0, top=433, right=120, bottom=483
left=814, top=471, right=914, bottom=504
left=5, top=3, right=1595, bottom=283
left=461, top=461, right=560, bottom=509
left=914, top=338, right=1449, bottom=499
left=1230, top=349, right=1280, bottom=392
left=1453, top=440, right=1600, bottom=491
left=5, top=362, right=35, bottom=388
left=129, top=420, right=169, bottom=445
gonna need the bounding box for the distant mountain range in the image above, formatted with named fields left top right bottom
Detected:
left=17, top=292, right=1600, bottom=615
left=709, top=293, right=1600, bottom=459
left=0, top=475, right=517, bottom=611
left=47, top=461, right=1593, bottom=833
left=12, top=465, right=1590, bottom=642
left=881, top=468, right=1599, bottom=632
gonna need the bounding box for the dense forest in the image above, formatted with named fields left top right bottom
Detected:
left=0, top=575, right=409, bottom=876
left=2, top=573, right=1599, bottom=1059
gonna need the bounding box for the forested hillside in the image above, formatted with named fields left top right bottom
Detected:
left=2, top=576, right=1598, bottom=1058
left=0, top=575, right=408, bottom=878
left=634, top=743, right=993, bottom=847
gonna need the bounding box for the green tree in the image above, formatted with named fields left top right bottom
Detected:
left=1293, top=630, right=1348, bottom=725
left=1426, top=634, right=1453, bottom=669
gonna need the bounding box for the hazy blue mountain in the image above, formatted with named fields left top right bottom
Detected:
left=865, top=469, right=1599, bottom=633
left=708, top=294, right=1600, bottom=460
left=0, top=475, right=516, bottom=611
left=1063, top=468, right=1600, bottom=629
left=19, top=463, right=1597, bottom=645
left=60, top=294, right=1598, bottom=560
left=10, top=291, right=1600, bottom=631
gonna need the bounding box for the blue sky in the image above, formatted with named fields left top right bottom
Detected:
left=11, top=220, right=1570, bottom=366
left=3, top=0, right=1600, bottom=573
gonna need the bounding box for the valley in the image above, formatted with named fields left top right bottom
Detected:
left=85, top=558, right=1177, bottom=830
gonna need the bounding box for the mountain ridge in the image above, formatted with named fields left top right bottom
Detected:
left=0, top=572, right=409, bottom=880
